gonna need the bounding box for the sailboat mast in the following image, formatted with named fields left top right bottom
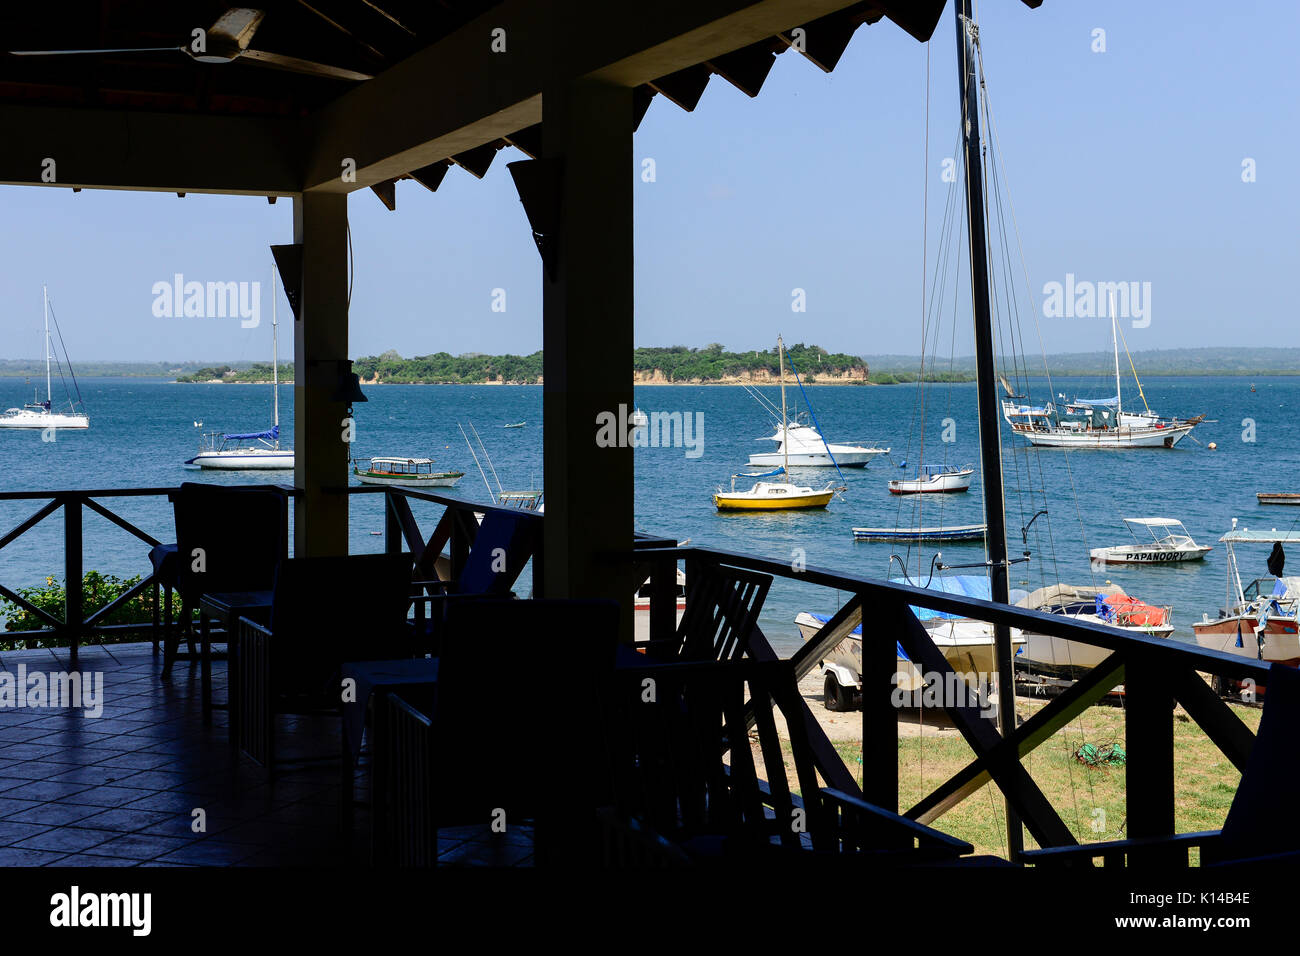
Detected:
left=1110, top=291, right=1122, bottom=420
left=953, top=0, right=1021, bottom=857
left=43, top=285, right=51, bottom=405
left=271, top=266, right=280, bottom=441
left=778, top=336, right=789, bottom=476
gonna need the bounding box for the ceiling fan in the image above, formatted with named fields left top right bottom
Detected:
left=8, top=7, right=373, bottom=81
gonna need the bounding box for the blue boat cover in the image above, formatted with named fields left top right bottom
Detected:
left=805, top=611, right=908, bottom=660
left=223, top=424, right=279, bottom=441
left=1075, top=396, right=1119, bottom=406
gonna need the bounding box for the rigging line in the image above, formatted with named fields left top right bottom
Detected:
left=1114, top=320, right=1153, bottom=414
left=975, top=37, right=1092, bottom=589
left=46, top=301, right=85, bottom=409
left=784, top=353, right=848, bottom=488
left=468, top=420, right=504, bottom=496
left=458, top=422, right=494, bottom=500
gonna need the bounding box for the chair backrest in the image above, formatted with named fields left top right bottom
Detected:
left=268, top=553, right=414, bottom=694
left=436, top=599, right=619, bottom=832
left=609, top=658, right=822, bottom=852
left=1218, top=662, right=1300, bottom=860
left=672, top=564, right=772, bottom=661
left=454, top=510, right=541, bottom=596
left=173, top=482, right=288, bottom=601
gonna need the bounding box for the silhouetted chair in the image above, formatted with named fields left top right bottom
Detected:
left=641, top=563, right=772, bottom=663
left=234, top=552, right=414, bottom=774
left=411, top=508, right=543, bottom=654
left=601, top=657, right=973, bottom=867
left=603, top=658, right=972, bottom=868
left=370, top=598, right=619, bottom=866
left=1023, top=663, right=1300, bottom=868
left=159, top=482, right=288, bottom=677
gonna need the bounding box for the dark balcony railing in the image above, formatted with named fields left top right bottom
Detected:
left=0, top=484, right=1275, bottom=865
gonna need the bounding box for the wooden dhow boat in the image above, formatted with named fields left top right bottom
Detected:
left=1192, top=522, right=1300, bottom=665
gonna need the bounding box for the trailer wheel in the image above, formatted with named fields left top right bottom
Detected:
left=824, top=674, right=853, bottom=712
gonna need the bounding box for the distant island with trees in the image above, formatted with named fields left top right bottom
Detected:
left=3, top=346, right=1297, bottom=385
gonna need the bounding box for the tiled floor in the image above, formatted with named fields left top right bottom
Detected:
left=0, top=641, right=532, bottom=866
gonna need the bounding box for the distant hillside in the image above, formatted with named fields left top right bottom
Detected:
left=865, top=347, right=1300, bottom=377
left=173, top=363, right=291, bottom=384
left=0, top=359, right=249, bottom=378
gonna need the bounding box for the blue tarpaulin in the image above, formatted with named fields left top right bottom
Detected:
left=222, top=424, right=279, bottom=441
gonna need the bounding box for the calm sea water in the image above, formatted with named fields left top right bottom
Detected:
left=2, top=375, right=1297, bottom=654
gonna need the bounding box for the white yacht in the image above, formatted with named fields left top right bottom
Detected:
left=747, top=421, right=888, bottom=469
left=0, top=286, right=89, bottom=430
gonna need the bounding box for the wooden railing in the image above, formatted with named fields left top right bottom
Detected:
left=632, top=544, right=1272, bottom=862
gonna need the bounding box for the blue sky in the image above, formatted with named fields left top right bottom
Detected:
left=0, top=0, right=1294, bottom=363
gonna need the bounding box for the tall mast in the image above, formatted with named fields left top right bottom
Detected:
left=271, top=265, right=280, bottom=442
left=953, top=0, right=1021, bottom=858
left=1110, top=291, right=1122, bottom=420
left=43, top=285, right=51, bottom=405
left=778, top=335, right=789, bottom=477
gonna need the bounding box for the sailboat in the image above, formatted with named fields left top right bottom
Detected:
left=713, top=336, right=839, bottom=511
left=0, top=286, right=89, bottom=429
left=1000, top=293, right=1202, bottom=448
left=185, top=266, right=294, bottom=470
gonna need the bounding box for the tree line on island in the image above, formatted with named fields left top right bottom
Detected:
left=170, top=344, right=972, bottom=385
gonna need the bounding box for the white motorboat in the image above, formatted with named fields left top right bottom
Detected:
left=0, top=286, right=89, bottom=430
left=748, top=421, right=888, bottom=469
left=1192, top=522, right=1300, bottom=665
left=1089, top=517, right=1212, bottom=565
left=186, top=265, right=294, bottom=471
left=888, top=464, right=973, bottom=495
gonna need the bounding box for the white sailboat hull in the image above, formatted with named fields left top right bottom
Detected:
left=0, top=410, right=89, bottom=429
left=748, top=448, right=883, bottom=468
left=188, top=450, right=295, bottom=470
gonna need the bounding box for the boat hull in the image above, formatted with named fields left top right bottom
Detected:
left=187, top=451, right=296, bottom=470
left=852, top=525, right=986, bottom=542
left=354, top=471, right=463, bottom=487
left=1008, top=422, right=1194, bottom=448
left=1258, top=494, right=1300, bottom=506
left=714, top=491, right=832, bottom=511
left=748, top=450, right=882, bottom=468
left=1089, top=545, right=1211, bottom=564
left=1191, top=617, right=1300, bottom=665
left=0, top=412, right=88, bottom=429
left=888, top=472, right=973, bottom=494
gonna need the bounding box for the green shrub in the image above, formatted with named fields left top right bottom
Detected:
left=1, top=571, right=171, bottom=650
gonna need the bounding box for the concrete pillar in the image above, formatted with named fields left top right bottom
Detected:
left=541, top=78, right=634, bottom=643
left=292, top=193, right=350, bottom=557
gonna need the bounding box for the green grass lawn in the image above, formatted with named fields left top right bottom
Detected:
left=816, top=697, right=1261, bottom=857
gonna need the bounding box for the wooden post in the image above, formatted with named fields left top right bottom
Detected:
left=861, top=598, right=900, bottom=809
left=1125, top=652, right=1176, bottom=860
left=63, top=494, right=82, bottom=668
left=539, top=76, right=635, bottom=645
left=292, top=192, right=350, bottom=557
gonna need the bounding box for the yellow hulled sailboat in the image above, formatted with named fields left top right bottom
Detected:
left=712, top=336, right=839, bottom=512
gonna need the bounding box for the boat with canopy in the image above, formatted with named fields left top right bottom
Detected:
left=1192, top=521, right=1300, bottom=665
left=353, top=457, right=463, bottom=487
left=1089, top=517, right=1212, bottom=565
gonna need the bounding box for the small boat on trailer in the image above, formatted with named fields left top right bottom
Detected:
left=353, top=457, right=464, bottom=487
left=1258, top=493, right=1300, bottom=506
left=797, top=575, right=1027, bottom=711
left=1015, top=583, right=1174, bottom=679
left=1089, top=517, right=1211, bottom=565
left=888, top=464, right=974, bottom=495
left=852, top=524, right=986, bottom=542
